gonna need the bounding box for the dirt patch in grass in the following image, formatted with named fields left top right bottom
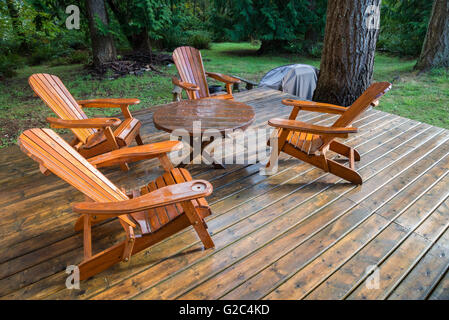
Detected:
left=0, top=116, right=47, bottom=147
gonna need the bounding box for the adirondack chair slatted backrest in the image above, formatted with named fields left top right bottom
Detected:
left=332, top=82, right=392, bottom=128
left=173, top=46, right=210, bottom=99
left=317, top=82, right=392, bottom=149
left=29, top=73, right=95, bottom=144
left=19, top=128, right=128, bottom=203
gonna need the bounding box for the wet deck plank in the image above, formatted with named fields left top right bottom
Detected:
left=1, top=88, right=448, bottom=300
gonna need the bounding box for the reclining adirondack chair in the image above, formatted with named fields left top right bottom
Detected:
left=29, top=73, right=144, bottom=171
left=172, top=46, right=241, bottom=100
left=19, top=128, right=215, bottom=280
left=268, top=82, right=392, bottom=184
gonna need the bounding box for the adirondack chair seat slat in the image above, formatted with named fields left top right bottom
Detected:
left=19, top=128, right=215, bottom=280
left=129, top=168, right=211, bottom=234
left=287, top=131, right=324, bottom=155
left=29, top=73, right=145, bottom=171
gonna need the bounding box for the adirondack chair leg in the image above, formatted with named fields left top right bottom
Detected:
left=83, top=214, right=92, bottom=260
left=280, top=142, right=361, bottom=183
left=135, top=134, right=144, bottom=146
left=266, top=128, right=289, bottom=169
left=74, top=214, right=110, bottom=231
left=181, top=200, right=215, bottom=249
left=158, top=153, right=174, bottom=171
left=104, top=126, right=130, bottom=171
left=329, top=141, right=360, bottom=161
left=349, top=148, right=355, bottom=170
left=326, top=158, right=363, bottom=184
left=225, top=83, right=233, bottom=95
left=39, top=164, right=51, bottom=176
left=78, top=212, right=206, bottom=280
left=119, top=221, right=135, bottom=262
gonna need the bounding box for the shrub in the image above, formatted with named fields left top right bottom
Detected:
left=49, top=50, right=90, bottom=66
left=186, top=31, right=211, bottom=50
left=28, top=44, right=62, bottom=65
left=157, top=26, right=188, bottom=50
left=307, top=42, right=323, bottom=58
left=0, top=54, right=25, bottom=78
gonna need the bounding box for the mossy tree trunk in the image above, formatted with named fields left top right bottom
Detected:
left=313, top=0, right=381, bottom=106
left=415, top=0, right=449, bottom=71
left=86, top=0, right=117, bottom=68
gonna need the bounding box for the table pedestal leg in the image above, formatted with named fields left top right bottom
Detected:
left=177, top=135, right=225, bottom=169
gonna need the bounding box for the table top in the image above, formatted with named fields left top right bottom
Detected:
left=153, top=98, right=255, bottom=135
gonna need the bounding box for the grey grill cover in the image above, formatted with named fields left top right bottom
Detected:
left=259, top=64, right=319, bottom=100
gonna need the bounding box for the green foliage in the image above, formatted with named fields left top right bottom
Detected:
left=306, top=42, right=323, bottom=58
left=0, top=0, right=90, bottom=68
left=378, top=0, right=433, bottom=57
left=151, top=1, right=212, bottom=50
left=0, top=53, right=25, bottom=78
left=157, top=28, right=187, bottom=50
left=211, top=0, right=327, bottom=54
left=28, top=44, right=60, bottom=65
left=108, top=0, right=172, bottom=43
left=49, top=50, right=90, bottom=66
left=2, top=43, right=449, bottom=148
left=186, top=30, right=211, bottom=49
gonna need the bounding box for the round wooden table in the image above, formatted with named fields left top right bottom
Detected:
left=153, top=98, right=255, bottom=168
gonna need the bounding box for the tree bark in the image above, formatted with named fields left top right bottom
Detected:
left=313, top=0, right=381, bottom=106
left=415, top=0, right=449, bottom=71
left=85, top=0, right=117, bottom=68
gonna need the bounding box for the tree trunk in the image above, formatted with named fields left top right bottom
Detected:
left=86, top=0, right=117, bottom=68
left=313, top=0, right=381, bottom=106
left=415, top=0, right=449, bottom=71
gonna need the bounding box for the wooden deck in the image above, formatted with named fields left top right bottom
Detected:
left=1, top=88, right=449, bottom=300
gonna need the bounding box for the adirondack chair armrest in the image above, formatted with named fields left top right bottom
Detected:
left=268, top=118, right=358, bottom=138
left=282, top=99, right=347, bottom=114
left=78, top=99, right=140, bottom=119
left=73, top=180, right=213, bottom=216
left=46, top=117, right=121, bottom=129
left=88, top=141, right=183, bottom=168
left=206, top=72, right=241, bottom=84
left=77, top=98, right=141, bottom=108
left=172, top=77, right=200, bottom=92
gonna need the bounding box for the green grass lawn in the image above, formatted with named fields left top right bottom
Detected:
left=0, top=42, right=448, bottom=148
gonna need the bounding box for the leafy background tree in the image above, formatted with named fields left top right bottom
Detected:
left=0, top=0, right=447, bottom=148
left=211, top=0, right=327, bottom=55
left=0, top=0, right=444, bottom=78
left=378, top=0, right=433, bottom=56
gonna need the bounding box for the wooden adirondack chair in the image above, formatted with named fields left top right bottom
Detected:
left=29, top=73, right=144, bottom=171
left=172, top=46, right=241, bottom=100
left=19, top=128, right=215, bottom=280
left=268, top=82, right=392, bottom=184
